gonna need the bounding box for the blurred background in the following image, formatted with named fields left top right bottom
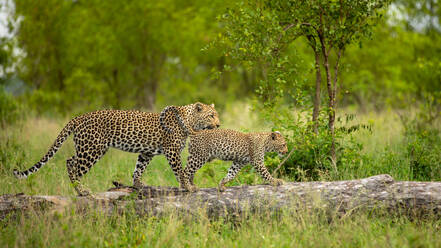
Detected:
left=0, top=0, right=440, bottom=196
left=0, top=0, right=439, bottom=115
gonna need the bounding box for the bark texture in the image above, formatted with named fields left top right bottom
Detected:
left=1, top=175, right=441, bottom=219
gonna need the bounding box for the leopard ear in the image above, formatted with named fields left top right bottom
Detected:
left=271, top=131, right=281, bottom=140
left=195, top=102, right=203, bottom=112
left=271, top=132, right=277, bottom=140
left=211, top=103, right=215, bottom=108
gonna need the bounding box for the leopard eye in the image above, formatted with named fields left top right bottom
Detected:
left=209, top=114, right=214, bottom=118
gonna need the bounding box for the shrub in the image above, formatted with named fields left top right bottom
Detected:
left=263, top=105, right=370, bottom=181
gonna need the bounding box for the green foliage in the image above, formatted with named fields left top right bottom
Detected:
left=215, top=0, right=391, bottom=107
left=269, top=0, right=391, bottom=47
left=341, top=20, right=441, bottom=109
left=214, top=1, right=306, bottom=108
left=2, top=0, right=439, bottom=114
left=263, top=106, right=369, bottom=181
left=11, top=0, right=245, bottom=113
left=215, top=0, right=391, bottom=167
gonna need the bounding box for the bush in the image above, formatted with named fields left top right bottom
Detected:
left=262, top=104, right=369, bottom=181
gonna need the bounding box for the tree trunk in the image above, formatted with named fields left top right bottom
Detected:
left=145, top=81, right=157, bottom=111
left=312, top=48, right=322, bottom=135
left=321, top=48, right=337, bottom=169
left=112, top=68, right=121, bottom=109
left=305, top=35, right=322, bottom=135
left=136, top=54, right=166, bottom=111
left=2, top=175, right=441, bottom=219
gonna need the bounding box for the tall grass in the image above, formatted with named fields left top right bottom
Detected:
left=1, top=206, right=440, bottom=247
left=1, top=104, right=441, bottom=247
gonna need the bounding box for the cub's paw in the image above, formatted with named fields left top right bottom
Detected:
left=218, top=184, right=227, bottom=192
left=72, top=182, right=91, bottom=197
left=133, top=181, right=146, bottom=189
left=271, top=179, right=285, bottom=186
left=187, top=185, right=199, bottom=193
left=182, top=184, right=199, bottom=193
left=77, top=189, right=92, bottom=197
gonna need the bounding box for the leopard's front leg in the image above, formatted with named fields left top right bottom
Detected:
left=164, top=146, right=195, bottom=192
left=251, top=154, right=284, bottom=187
left=183, top=154, right=208, bottom=192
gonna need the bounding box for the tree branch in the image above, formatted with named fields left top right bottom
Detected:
left=333, top=48, right=343, bottom=108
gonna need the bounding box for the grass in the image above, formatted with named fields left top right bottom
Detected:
left=1, top=104, right=440, bottom=247
left=1, top=206, right=440, bottom=247
left=333, top=109, right=413, bottom=181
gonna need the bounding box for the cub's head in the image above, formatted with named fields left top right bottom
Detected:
left=188, top=102, right=220, bottom=131
left=267, top=131, right=288, bottom=155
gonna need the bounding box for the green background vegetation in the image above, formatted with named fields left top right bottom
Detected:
left=0, top=0, right=440, bottom=247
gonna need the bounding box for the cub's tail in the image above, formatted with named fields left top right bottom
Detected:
left=13, top=120, right=75, bottom=179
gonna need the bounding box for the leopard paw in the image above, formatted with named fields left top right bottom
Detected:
left=218, top=184, right=227, bottom=192
left=271, top=179, right=285, bottom=186
left=133, top=181, right=146, bottom=189
left=181, top=184, right=199, bottom=193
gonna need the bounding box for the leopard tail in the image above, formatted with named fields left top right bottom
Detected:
left=13, top=119, right=75, bottom=179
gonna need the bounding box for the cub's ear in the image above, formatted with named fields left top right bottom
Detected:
left=211, top=103, right=215, bottom=108
left=271, top=131, right=281, bottom=140
left=195, top=102, right=203, bottom=112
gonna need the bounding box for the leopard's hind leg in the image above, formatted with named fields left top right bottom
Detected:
left=218, top=162, right=246, bottom=192
left=66, top=156, right=90, bottom=196
left=68, top=135, right=109, bottom=196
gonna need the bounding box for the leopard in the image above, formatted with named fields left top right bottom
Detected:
left=183, top=129, right=288, bottom=192
left=13, top=102, right=220, bottom=196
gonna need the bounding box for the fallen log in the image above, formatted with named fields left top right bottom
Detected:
left=1, top=174, right=441, bottom=219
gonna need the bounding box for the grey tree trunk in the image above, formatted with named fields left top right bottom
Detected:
left=1, top=175, right=441, bottom=219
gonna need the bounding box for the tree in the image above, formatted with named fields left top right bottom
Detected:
left=217, top=0, right=391, bottom=167
left=12, top=0, right=242, bottom=113
left=14, top=0, right=70, bottom=93
left=339, top=0, right=441, bottom=109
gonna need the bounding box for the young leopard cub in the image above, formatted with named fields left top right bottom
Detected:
left=13, top=102, right=220, bottom=196
left=184, top=129, right=288, bottom=192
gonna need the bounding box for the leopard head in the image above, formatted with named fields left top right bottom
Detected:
left=188, top=102, right=220, bottom=131
left=267, top=131, right=288, bottom=155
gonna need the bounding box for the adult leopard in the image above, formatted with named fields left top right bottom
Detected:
left=184, top=129, right=288, bottom=192
left=13, top=102, right=220, bottom=196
